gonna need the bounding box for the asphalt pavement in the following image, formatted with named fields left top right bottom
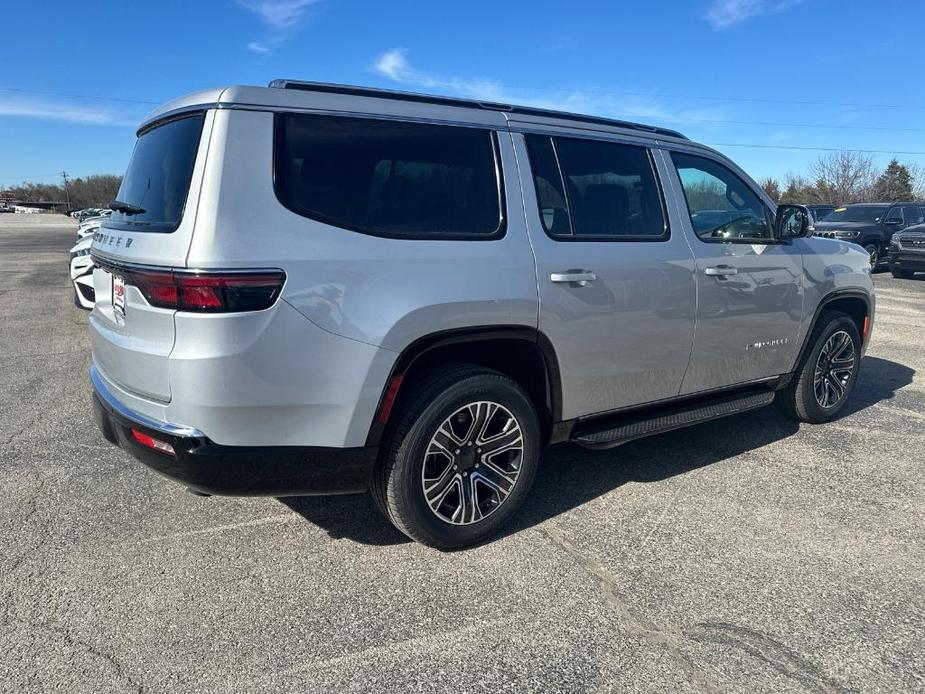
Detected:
left=1, top=216, right=923, bottom=693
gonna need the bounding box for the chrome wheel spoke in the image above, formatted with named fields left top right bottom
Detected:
left=478, top=426, right=522, bottom=456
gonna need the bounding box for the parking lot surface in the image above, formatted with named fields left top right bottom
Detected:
left=1, top=216, right=923, bottom=693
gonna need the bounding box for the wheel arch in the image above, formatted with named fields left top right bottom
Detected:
left=790, top=289, right=872, bottom=378
left=365, top=326, right=563, bottom=447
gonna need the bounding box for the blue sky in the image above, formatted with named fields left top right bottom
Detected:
left=3, top=0, right=925, bottom=187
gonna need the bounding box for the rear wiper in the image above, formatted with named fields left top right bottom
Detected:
left=109, top=199, right=146, bottom=215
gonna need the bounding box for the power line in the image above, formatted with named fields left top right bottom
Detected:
left=0, top=86, right=158, bottom=105
left=707, top=142, right=925, bottom=156
left=516, top=84, right=925, bottom=111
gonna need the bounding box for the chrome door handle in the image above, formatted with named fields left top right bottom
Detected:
left=704, top=265, right=738, bottom=277
left=550, top=271, right=597, bottom=286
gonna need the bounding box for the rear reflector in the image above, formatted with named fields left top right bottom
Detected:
left=377, top=374, right=404, bottom=424
left=131, top=429, right=176, bottom=456
left=862, top=315, right=870, bottom=339
left=93, top=258, right=285, bottom=313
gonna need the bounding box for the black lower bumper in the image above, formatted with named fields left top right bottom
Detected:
left=887, top=251, right=925, bottom=272
left=91, top=389, right=377, bottom=497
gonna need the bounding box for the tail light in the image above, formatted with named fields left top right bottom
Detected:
left=94, top=259, right=285, bottom=313
left=131, top=429, right=176, bottom=456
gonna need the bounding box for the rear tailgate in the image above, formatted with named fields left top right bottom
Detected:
left=90, top=111, right=212, bottom=402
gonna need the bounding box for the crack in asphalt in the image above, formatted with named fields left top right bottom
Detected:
left=538, top=524, right=854, bottom=694
left=35, top=623, right=147, bottom=694
left=537, top=524, right=725, bottom=693
left=685, top=622, right=853, bottom=694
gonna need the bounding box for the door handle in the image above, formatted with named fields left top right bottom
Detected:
left=550, top=271, right=597, bottom=286
left=704, top=265, right=738, bottom=277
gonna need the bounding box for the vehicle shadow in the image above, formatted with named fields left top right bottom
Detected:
left=279, top=356, right=914, bottom=548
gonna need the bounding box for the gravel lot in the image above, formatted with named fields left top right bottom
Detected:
left=1, top=216, right=923, bottom=694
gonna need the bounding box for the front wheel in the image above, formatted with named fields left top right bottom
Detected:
left=864, top=243, right=880, bottom=269
left=372, top=365, right=540, bottom=550
left=778, top=311, right=861, bottom=423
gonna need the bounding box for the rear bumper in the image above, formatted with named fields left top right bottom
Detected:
left=90, top=365, right=377, bottom=496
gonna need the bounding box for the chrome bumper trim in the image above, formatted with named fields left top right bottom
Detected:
left=89, top=365, right=206, bottom=439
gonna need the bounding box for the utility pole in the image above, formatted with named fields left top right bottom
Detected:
left=61, top=170, right=71, bottom=210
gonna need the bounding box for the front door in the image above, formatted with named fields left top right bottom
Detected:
left=663, top=150, right=804, bottom=395
left=513, top=130, right=697, bottom=420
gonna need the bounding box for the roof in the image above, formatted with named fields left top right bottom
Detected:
left=138, top=81, right=688, bottom=141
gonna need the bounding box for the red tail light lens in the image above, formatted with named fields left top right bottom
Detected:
left=131, top=429, right=176, bottom=456
left=95, top=261, right=286, bottom=313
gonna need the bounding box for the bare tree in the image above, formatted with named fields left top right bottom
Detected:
left=808, top=151, right=876, bottom=205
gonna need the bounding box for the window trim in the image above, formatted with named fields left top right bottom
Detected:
left=669, top=150, right=777, bottom=245
left=272, top=112, right=507, bottom=241
left=524, top=133, right=671, bottom=243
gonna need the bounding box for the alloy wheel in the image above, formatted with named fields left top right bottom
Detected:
left=813, top=330, right=856, bottom=409
left=421, top=401, right=524, bottom=525
left=865, top=244, right=879, bottom=268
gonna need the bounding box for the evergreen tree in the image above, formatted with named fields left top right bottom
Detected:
left=873, top=159, right=914, bottom=201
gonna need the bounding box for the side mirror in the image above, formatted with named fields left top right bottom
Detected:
left=775, top=204, right=813, bottom=239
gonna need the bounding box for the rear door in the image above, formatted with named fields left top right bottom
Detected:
left=90, top=111, right=211, bottom=401
left=513, top=129, right=697, bottom=419
left=663, top=149, right=803, bottom=395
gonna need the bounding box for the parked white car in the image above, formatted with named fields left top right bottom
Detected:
left=70, top=236, right=94, bottom=309
left=77, top=215, right=108, bottom=239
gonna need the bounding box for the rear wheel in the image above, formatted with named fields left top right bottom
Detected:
left=778, top=311, right=861, bottom=423
left=863, top=243, right=880, bottom=269
left=372, top=365, right=540, bottom=550
left=890, top=266, right=915, bottom=279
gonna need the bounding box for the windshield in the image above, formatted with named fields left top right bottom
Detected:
left=108, top=113, right=205, bottom=233
left=822, top=206, right=886, bottom=224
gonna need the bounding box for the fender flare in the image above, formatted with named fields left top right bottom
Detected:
left=786, top=289, right=872, bottom=382
left=364, top=326, right=562, bottom=447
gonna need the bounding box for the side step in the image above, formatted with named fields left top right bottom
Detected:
left=570, top=388, right=776, bottom=450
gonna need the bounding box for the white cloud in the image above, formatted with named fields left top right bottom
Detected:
left=705, top=0, right=805, bottom=29
left=371, top=49, right=728, bottom=130
left=237, top=0, right=319, bottom=53
left=0, top=97, right=134, bottom=126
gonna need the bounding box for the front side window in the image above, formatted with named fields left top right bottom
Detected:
left=671, top=152, right=773, bottom=242
left=275, top=114, right=503, bottom=239
left=525, top=134, right=668, bottom=239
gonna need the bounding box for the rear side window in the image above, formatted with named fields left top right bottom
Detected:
left=525, top=134, right=668, bottom=240
left=108, top=114, right=205, bottom=233
left=275, top=114, right=504, bottom=239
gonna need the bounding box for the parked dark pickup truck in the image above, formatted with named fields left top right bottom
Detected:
left=887, top=224, right=925, bottom=278
left=814, top=203, right=925, bottom=267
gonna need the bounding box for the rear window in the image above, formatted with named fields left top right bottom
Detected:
left=525, top=134, right=668, bottom=240
left=274, top=114, right=504, bottom=239
left=107, top=114, right=205, bottom=233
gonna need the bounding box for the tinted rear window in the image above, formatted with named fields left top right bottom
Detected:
left=274, top=114, right=503, bottom=239
left=108, top=114, right=205, bottom=233
left=525, top=134, right=667, bottom=239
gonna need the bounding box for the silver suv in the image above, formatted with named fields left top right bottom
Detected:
left=90, top=81, right=875, bottom=549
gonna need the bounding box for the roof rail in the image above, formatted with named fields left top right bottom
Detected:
left=268, top=80, right=688, bottom=140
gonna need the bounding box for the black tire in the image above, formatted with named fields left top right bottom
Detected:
left=372, top=365, right=540, bottom=550
left=890, top=266, right=915, bottom=279
left=778, top=311, right=861, bottom=423
left=863, top=243, right=880, bottom=269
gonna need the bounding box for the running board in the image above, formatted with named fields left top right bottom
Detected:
left=570, top=388, right=776, bottom=450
